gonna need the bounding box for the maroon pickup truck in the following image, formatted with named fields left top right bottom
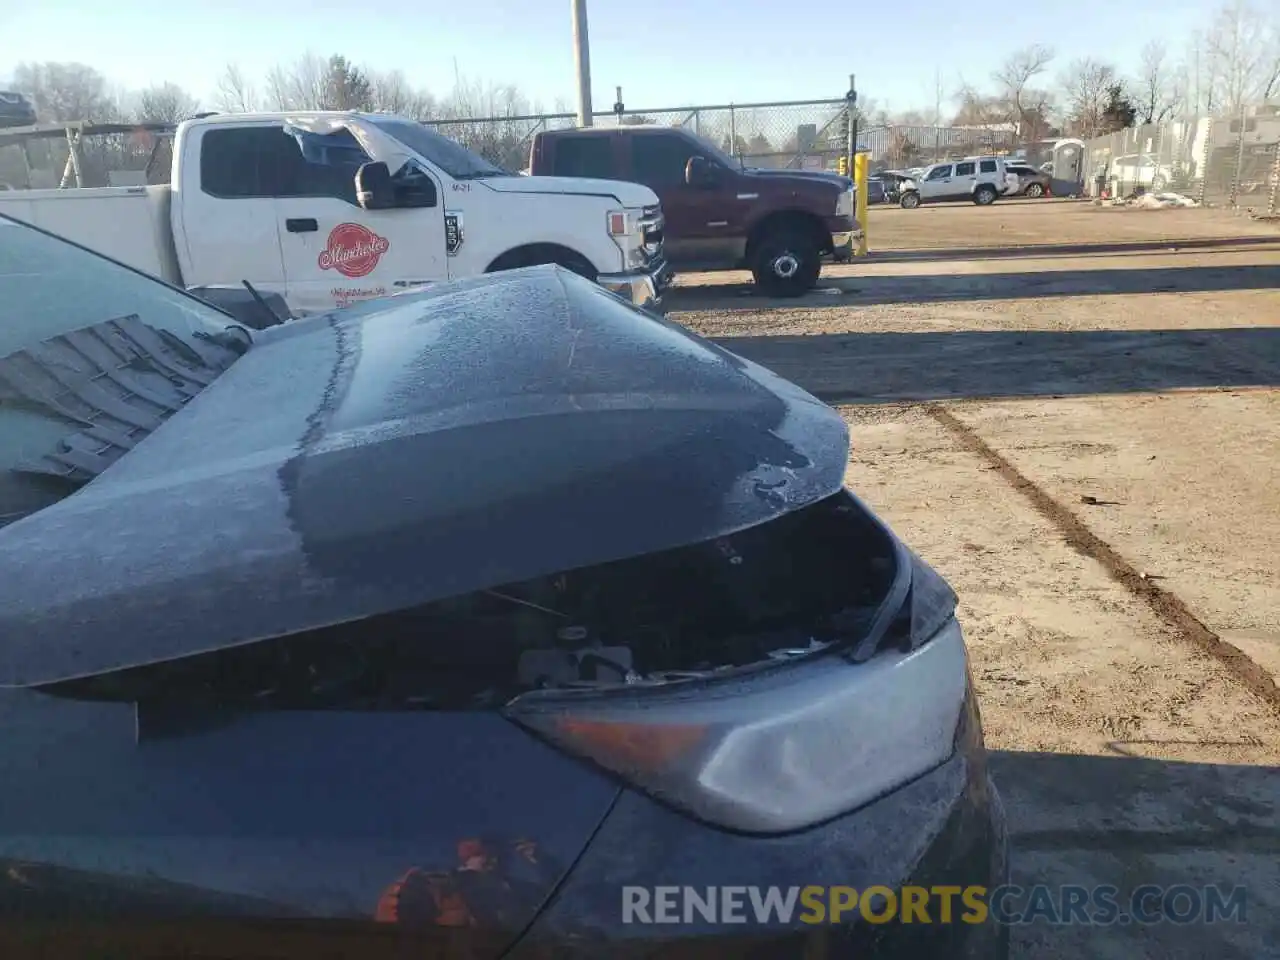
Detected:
left=528, top=126, right=860, bottom=297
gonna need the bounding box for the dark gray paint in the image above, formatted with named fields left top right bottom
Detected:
left=0, top=266, right=848, bottom=686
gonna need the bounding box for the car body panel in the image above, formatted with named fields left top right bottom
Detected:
left=0, top=221, right=1007, bottom=960
left=0, top=265, right=848, bottom=687
left=509, top=684, right=1008, bottom=956
left=0, top=687, right=621, bottom=956
left=1005, top=165, right=1051, bottom=195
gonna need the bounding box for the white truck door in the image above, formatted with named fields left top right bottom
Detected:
left=175, top=123, right=288, bottom=299
left=272, top=126, right=448, bottom=314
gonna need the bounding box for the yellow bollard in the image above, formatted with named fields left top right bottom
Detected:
left=854, top=152, right=870, bottom=257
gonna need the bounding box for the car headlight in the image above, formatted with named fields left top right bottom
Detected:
left=505, top=548, right=966, bottom=834
left=836, top=187, right=854, bottom=217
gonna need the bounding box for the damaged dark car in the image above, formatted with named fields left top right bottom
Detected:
left=0, top=213, right=1007, bottom=959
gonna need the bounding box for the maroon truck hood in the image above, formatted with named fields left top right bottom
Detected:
left=745, top=168, right=852, bottom=190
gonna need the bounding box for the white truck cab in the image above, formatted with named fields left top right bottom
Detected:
left=0, top=112, right=670, bottom=318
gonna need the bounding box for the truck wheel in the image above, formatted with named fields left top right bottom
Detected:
left=751, top=229, right=821, bottom=297
left=899, top=190, right=920, bottom=209
left=973, top=185, right=998, bottom=205
left=548, top=254, right=596, bottom=280
left=1024, top=182, right=1045, bottom=198
left=488, top=247, right=597, bottom=282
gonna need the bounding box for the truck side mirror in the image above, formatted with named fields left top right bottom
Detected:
left=355, top=161, right=396, bottom=210
left=685, top=156, right=717, bottom=187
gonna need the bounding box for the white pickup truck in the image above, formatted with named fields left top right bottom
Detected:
left=0, top=112, right=670, bottom=320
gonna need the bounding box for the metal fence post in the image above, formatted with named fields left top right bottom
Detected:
left=845, top=74, right=857, bottom=182
left=1154, top=121, right=1165, bottom=192
left=1229, top=100, right=1247, bottom=208
left=1197, top=118, right=1211, bottom=205
left=1269, top=139, right=1280, bottom=217
left=729, top=105, right=737, bottom=158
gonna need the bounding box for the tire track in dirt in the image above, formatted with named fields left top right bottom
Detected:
left=925, top=403, right=1280, bottom=717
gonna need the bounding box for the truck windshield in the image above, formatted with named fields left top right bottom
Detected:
left=369, top=118, right=509, bottom=179
left=0, top=215, right=237, bottom=526
left=688, top=131, right=741, bottom=170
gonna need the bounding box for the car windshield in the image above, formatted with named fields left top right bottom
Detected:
left=369, top=117, right=510, bottom=179
left=0, top=215, right=238, bottom=526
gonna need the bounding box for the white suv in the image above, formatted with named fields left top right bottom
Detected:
left=901, top=156, right=1009, bottom=207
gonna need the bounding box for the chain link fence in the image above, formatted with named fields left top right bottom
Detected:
left=425, top=99, right=1029, bottom=176
left=425, top=98, right=855, bottom=172
left=856, top=124, right=1019, bottom=170
left=0, top=123, right=177, bottom=189
left=1079, top=105, right=1280, bottom=213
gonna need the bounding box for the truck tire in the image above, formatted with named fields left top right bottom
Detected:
left=899, top=190, right=921, bottom=209
left=487, top=246, right=597, bottom=282
left=973, top=184, right=998, bottom=205
left=751, top=229, right=821, bottom=297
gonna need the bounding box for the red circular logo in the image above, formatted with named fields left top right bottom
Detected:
left=318, top=223, right=391, bottom=279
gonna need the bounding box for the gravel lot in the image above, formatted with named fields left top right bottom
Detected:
left=669, top=199, right=1280, bottom=958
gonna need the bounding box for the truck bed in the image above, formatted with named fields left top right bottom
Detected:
left=0, top=185, right=182, bottom=284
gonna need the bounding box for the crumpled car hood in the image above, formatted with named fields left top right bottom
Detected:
left=0, top=267, right=848, bottom=687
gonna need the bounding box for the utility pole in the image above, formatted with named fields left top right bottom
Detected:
left=934, top=67, right=943, bottom=160
left=571, top=0, right=594, bottom=126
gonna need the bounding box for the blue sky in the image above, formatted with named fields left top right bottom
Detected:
left=2, top=0, right=1217, bottom=114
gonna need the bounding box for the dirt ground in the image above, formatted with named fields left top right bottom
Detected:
left=668, top=199, right=1280, bottom=958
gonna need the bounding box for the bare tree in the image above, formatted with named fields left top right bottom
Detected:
left=892, top=109, right=930, bottom=126
left=951, top=82, right=1008, bottom=127
left=1205, top=0, right=1272, bottom=112
left=265, top=52, right=329, bottom=111
left=135, top=82, right=199, bottom=123
left=214, top=63, right=258, bottom=113
left=1137, top=41, right=1182, bottom=123
left=439, top=69, right=537, bottom=120
left=431, top=70, right=546, bottom=170
left=992, top=44, right=1055, bottom=137
left=11, top=61, right=119, bottom=123
left=367, top=69, right=435, bottom=118
left=1263, top=13, right=1280, bottom=101
left=1060, top=57, right=1120, bottom=138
